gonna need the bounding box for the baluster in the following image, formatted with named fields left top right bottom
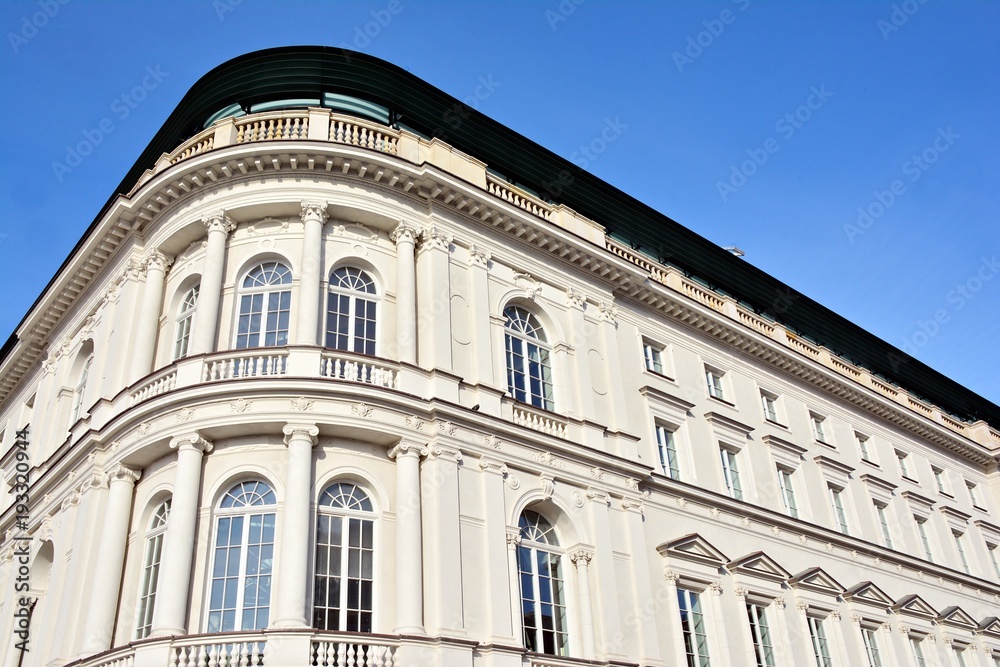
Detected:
left=206, top=644, right=219, bottom=667
left=170, top=647, right=183, bottom=667
left=196, top=645, right=208, bottom=667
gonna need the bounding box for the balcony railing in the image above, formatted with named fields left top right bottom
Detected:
left=204, top=349, right=289, bottom=381
left=320, top=350, right=398, bottom=389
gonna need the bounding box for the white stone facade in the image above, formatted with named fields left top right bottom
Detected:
left=1, top=53, right=999, bottom=667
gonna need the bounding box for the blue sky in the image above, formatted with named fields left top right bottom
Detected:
left=1, top=0, right=997, bottom=405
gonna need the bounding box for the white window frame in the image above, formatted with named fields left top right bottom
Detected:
left=967, top=481, right=983, bottom=509
left=874, top=502, right=894, bottom=549
left=134, top=499, right=170, bottom=639
left=777, top=467, right=799, bottom=519
left=855, top=432, right=873, bottom=463
left=517, top=510, right=569, bottom=656
left=504, top=306, right=555, bottom=411
left=205, top=481, right=277, bottom=633
left=909, top=635, right=928, bottom=667
left=705, top=366, right=726, bottom=402
left=807, top=615, right=833, bottom=667
left=895, top=450, right=911, bottom=480
left=932, top=466, right=948, bottom=495
left=861, top=626, right=883, bottom=667
left=678, top=587, right=711, bottom=667
left=988, top=543, right=1000, bottom=579
left=952, top=530, right=971, bottom=574
left=915, top=517, right=934, bottom=562
left=656, top=422, right=681, bottom=480
left=173, top=285, right=199, bottom=360
left=828, top=485, right=849, bottom=534
left=313, top=482, right=376, bottom=632
left=720, top=447, right=743, bottom=501
left=760, top=390, right=780, bottom=424
left=643, top=339, right=665, bottom=375
left=234, top=261, right=293, bottom=349
left=746, top=601, right=776, bottom=667
left=810, top=413, right=829, bottom=445
left=325, top=266, right=379, bottom=356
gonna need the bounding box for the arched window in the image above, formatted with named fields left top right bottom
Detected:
left=504, top=306, right=554, bottom=411
left=325, top=267, right=378, bottom=355
left=173, top=286, right=199, bottom=359
left=135, top=499, right=170, bottom=639
left=517, top=509, right=568, bottom=656
left=314, top=482, right=375, bottom=631
left=207, top=481, right=276, bottom=632
left=235, top=262, right=292, bottom=349
left=71, top=354, right=94, bottom=423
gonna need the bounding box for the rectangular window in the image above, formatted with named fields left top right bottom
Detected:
left=855, top=433, right=872, bottom=462
left=655, top=422, right=680, bottom=480
left=760, top=391, right=779, bottom=423
left=861, top=627, right=883, bottom=667
left=915, top=518, right=934, bottom=562
left=954, top=646, right=969, bottom=667
left=678, top=588, right=711, bottom=667
left=988, top=544, right=1000, bottom=579
left=811, top=413, right=828, bottom=444
left=829, top=485, right=849, bottom=534
left=967, top=481, right=982, bottom=508
left=807, top=616, right=833, bottom=667
left=746, top=603, right=776, bottom=667
left=643, top=341, right=664, bottom=374
left=932, top=467, right=947, bottom=494
left=135, top=531, right=165, bottom=639
left=705, top=366, right=726, bottom=401
left=875, top=503, right=893, bottom=549
left=953, top=531, right=971, bottom=574
left=777, top=468, right=799, bottom=519
left=720, top=448, right=743, bottom=501
left=895, top=450, right=911, bottom=479
left=909, top=636, right=927, bottom=667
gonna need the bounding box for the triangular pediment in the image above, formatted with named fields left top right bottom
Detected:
left=844, top=581, right=894, bottom=608
left=892, top=594, right=938, bottom=620
left=978, top=617, right=1000, bottom=638
left=656, top=533, right=729, bottom=567
left=788, top=567, right=845, bottom=596
left=936, top=606, right=978, bottom=630
left=727, top=551, right=792, bottom=583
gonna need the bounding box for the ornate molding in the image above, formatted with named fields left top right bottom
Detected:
left=142, top=249, right=173, bottom=273
left=202, top=211, right=236, bottom=235
left=565, top=287, right=586, bottom=310
left=388, top=440, right=427, bottom=460
left=169, top=432, right=213, bottom=454
left=665, top=570, right=681, bottom=584
left=468, top=244, right=492, bottom=268
left=230, top=398, right=254, bottom=413
left=734, top=586, right=748, bottom=599
left=708, top=581, right=723, bottom=596
left=390, top=220, right=419, bottom=246
left=477, top=456, right=507, bottom=475
left=290, top=397, right=314, bottom=412
left=107, top=464, right=141, bottom=485
left=621, top=496, right=644, bottom=514
left=599, top=300, right=619, bottom=325
left=300, top=201, right=329, bottom=224
left=540, top=473, right=555, bottom=500
left=586, top=487, right=611, bottom=505
left=570, top=548, right=594, bottom=565
left=426, top=444, right=463, bottom=462
left=175, top=407, right=196, bottom=422
left=423, top=224, right=453, bottom=251
left=351, top=402, right=374, bottom=418
left=282, top=423, right=319, bottom=446
left=505, top=528, right=522, bottom=548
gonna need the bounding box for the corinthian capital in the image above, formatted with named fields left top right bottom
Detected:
left=390, top=220, right=419, bottom=246
left=300, top=201, right=329, bottom=224
left=202, top=211, right=236, bottom=235
left=143, top=249, right=174, bottom=273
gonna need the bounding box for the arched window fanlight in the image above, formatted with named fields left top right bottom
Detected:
left=326, top=267, right=378, bottom=355
left=235, top=262, right=292, bottom=349
left=314, top=482, right=375, bottom=632
left=504, top=306, right=554, bottom=411
left=517, top=509, right=568, bottom=655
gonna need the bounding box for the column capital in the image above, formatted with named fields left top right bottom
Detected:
left=468, top=243, right=492, bottom=268
left=505, top=527, right=522, bottom=549
left=142, top=249, right=174, bottom=273
left=107, top=464, right=141, bottom=485
left=478, top=456, right=508, bottom=475
left=390, top=220, right=420, bottom=245
left=664, top=569, right=680, bottom=584
left=202, top=211, right=236, bottom=235
left=283, top=423, right=320, bottom=446
left=422, top=224, right=453, bottom=252
left=300, top=201, right=329, bottom=224
left=388, top=440, right=427, bottom=460
left=569, top=547, right=594, bottom=565
left=169, top=432, right=214, bottom=454
left=425, top=444, right=463, bottom=462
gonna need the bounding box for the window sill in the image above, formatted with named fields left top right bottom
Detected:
left=901, top=475, right=919, bottom=485
left=707, top=394, right=737, bottom=409
left=859, top=458, right=881, bottom=469
left=815, top=439, right=837, bottom=451
left=764, top=417, right=789, bottom=430
left=939, top=491, right=955, bottom=501
left=972, top=504, right=989, bottom=513
left=643, top=367, right=677, bottom=384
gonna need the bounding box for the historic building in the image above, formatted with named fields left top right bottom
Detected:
left=1, top=47, right=998, bottom=667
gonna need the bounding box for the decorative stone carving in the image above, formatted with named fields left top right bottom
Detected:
left=506, top=473, right=521, bottom=490
left=108, top=464, right=141, bottom=485
left=675, top=497, right=688, bottom=510
left=829, top=610, right=842, bottom=621
left=290, top=397, right=314, bottom=412
left=773, top=597, right=786, bottom=609
left=734, top=586, right=748, bottom=599
left=587, top=487, right=611, bottom=505
left=390, top=220, right=419, bottom=246
left=590, top=466, right=605, bottom=481
left=136, top=422, right=151, bottom=436
left=351, top=402, right=374, bottom=418
left=624, top=477, right=639, bottom=492
left=230, top=398, right=253, bottom=413
left=740, top=516, right=751, bottom=529
left=387, top=441, right=427, bottom=460
left=202, top=211, right=236, bottom=235
left=796, top=600, right=810, bottom=613
left=540, top=473, right=555, bottom=500
left=621, top=497, right=644, bottom=514
left=708, top=582, right=723, bottom=596
left=505, top=528, right=521, bottom=548
left=175, top=407, right=196, bottom=422
left=570, top=549, right=594, bottom=565
left=169, top=432, right=213, bottom=454
left=468, top=244, right=492, bottom=268
left=534, top=451, right=564, bottom=468
left=478, top=456, right=507, bottom=475
left=598, top=301, right=619, bottom=325
left=437, top=421, right=457, bottom=436
left=710, top=508, right=721, bottom=519
left=300, top=201, right=329, bottom=224
left=565, top=287, right=586, bottom=310
left=405, top=415, right=425, bottom=430
left=771, top=526, right=781, bottom=537
left=282, top=423, right=319, bottom=446
left=423, top=224, right=453, bottom=251
left=143, top=249, right=173, bottom=273
left=426, top=445, right=463, bottom=462
left=484, top=434, right=501, bottom=449
left=850, top=613, right=862, bottom=625
left=571, top=491, right=585, bottom=508
left=665, top=570, right=680, bottom=584
left=513, top=272, right=542, bottom=300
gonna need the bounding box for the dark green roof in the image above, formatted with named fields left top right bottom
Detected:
left=5, top=46, right=998, bottom=430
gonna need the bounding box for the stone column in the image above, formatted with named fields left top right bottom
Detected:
left=389, top=440, right=426, bottom=634
left=622, top=497, right=661, bottom=663
left=570, top=548, right=597, bottom=658
left=271, top=423, right=319, bottom=628
left=129, top=250, right=173, bottom=383
left=190, top=212, right=235, bottom=355
left=479, top=457, right=514, bottom=641
left=506, top=527, right=523, bottom=645
left=391, top=222, right=419, bottom=365
left=468, top=245, right=495, bottom=387
left=295, top=202, right=328, bottom=346
left=151, top=433, right=213, bottom=637
left=422, top=443, right=465, bottom=636
left=416, top=224, right=452, bottom=370
left=80, top=465, right=141, bottom=656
